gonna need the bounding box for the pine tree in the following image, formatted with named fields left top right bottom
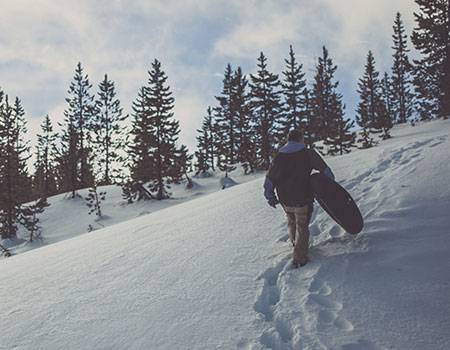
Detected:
left=310, top=47, right=344, bottom=151
left=0, top=93, right=30, bottom=239
left=280, top=45, right=308, bottom=141
left=170, top=145, right=193, bottom=184
left=92, top=74, right=127, bottom=185
left=215, top=123, right=236, bottom=176
left=12, top=97, right=32, bottom=200
left=146, top=59, right=184, bottom=199
left=128, top=59, right=186, bottom=200
left=195, top=107, right=216, bottom=176
left=380, top=73, right=394, bottom=139
left=356, top=51, right=387, bottom=148
left=56, top=124, right=80, bottom=197
left=20, top=199, right=47, bottom=242
left=194, top=129, right=210, bottom=176
left=391, top=12, right=414, bottom=123
left=34, top=115, right=58, bottom=201
left=411, top=0, right=450, bottom=119
left=323, top=93, right=355, bottom=155
left=58, top=62, right=95, bottom=197
left=249, top=52, right=282, bottom=170
left=303, top=89, right=314, bottom=147
left=128, top=86, right=155, bottom=186
left=85, top=183, right=106, bottom=218
left=232, top=68, right=256, bottom=174
left=215, top=64, right=238, bottom=169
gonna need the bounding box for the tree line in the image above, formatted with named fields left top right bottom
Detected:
left=195, top=3, right=450, bottom=176
left=0, top=1, right=448, bottom=246
left=0, top=59, right=190, bottom=242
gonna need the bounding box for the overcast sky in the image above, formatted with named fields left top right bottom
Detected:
left=0, top=0, right=418, bottom=152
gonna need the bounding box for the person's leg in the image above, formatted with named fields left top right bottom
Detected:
left=282, top=206, right=297, bottom=246
left=292, top=205, right=310, bottom=266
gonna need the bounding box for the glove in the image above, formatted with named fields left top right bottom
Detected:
left=268, top=197, right=279, bottom=208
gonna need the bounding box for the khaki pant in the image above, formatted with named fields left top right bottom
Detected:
left=282, top=204, right=311, bottom=265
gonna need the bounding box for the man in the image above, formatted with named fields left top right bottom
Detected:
left=264, top=129, right=335, bottom=268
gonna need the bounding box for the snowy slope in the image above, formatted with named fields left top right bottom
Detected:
left=1, top=120, right=450, bottom=350
left=2, top=168, right=262, bottom=256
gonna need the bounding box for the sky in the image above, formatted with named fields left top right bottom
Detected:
left=0, top=0, right=419, bottom=153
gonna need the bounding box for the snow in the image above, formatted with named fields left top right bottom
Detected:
left=2, top=168, right=261, bottom=256
left=1, top=120, right=450, bottom=349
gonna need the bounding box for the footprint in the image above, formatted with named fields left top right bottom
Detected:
left=309, top=294, right=343, bottom=310
left=294, top=335, right=328, bottom=350
left=254, top=285, right=280, bottom=321
left=260, top=329, right=278, bottom=349
left=342, top=339, right=385, bottom=350
left=254, top=260, right=286, bottom=321
left=258, top=261, right=284, bottom=286
left=275, top=318, right=293, bottom=343
left=318, top=309, right=338, bottom=324
left=236, top=339, right=252, bottom=350
left=334, top=316, right=354, bottom=331
left=329, top=225, right=344, bottom=238
left=309, top=279, right=332, bottom=296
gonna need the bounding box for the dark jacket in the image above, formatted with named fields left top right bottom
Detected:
left=264, top=142, right=334, bottom=206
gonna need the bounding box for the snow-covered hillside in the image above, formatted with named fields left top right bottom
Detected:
left=1, top=120, right=450, bottom=350
left=1, top=169, right=262, bottom=256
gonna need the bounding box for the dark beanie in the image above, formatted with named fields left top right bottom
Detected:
left=287, top=129, right=303, bottom=142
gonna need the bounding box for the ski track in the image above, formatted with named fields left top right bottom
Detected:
left=250, top=136, right=447, bottom=350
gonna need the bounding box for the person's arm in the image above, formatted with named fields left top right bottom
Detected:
left=309, top=149, right=335, bottom=180
left=264, top=178, right=276, bottom=201
left=264, top=159, right=280, bottom=207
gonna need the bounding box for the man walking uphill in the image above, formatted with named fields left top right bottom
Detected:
left=264, top=130, right=335, bottom=268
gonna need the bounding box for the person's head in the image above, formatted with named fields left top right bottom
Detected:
left=287, top=129, right=304, bottom=143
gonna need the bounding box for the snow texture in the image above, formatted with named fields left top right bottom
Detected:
left=1, top=120, right=450, bottom=350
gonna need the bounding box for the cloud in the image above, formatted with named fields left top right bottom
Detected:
left=0, top=0, right=419, bottom=156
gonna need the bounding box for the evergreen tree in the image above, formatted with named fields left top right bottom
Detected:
left=56, top=123, right=80, bottom=197
left=194, top=129, right=210, bottom=176
left=356, top=51, right=387, bottom=148
left=170, top=145, right=193, bottom=184
left=232, top=68, right=256, bottom=174
left=249, top=52, right=282, bottom=170
left=128, top=59, right=185, bottom=200
left=380, top=73, right=395, bottom=139
left=0, top=93, right=30, bottom=239
left=391, top=12, right=414, bottom=123
left=215, top=64, right=238, bottom=170
left=323, top=93, right=355, bottom=155
left=146, top=59, right=184, bottom=199
left=34, top=114, right=58, bottom=201
left=85, top=183, right=106, bottom=218
left=12, top=97, right=32, bottom=199
left=59, top=62, right=95, bottom=197
left=411, top=0, right=450, bottom=119
left=280, top=45, right=308, bottom=141
left=92, top=74, right=127, bottom=185
left=128, top=86, right=155, bottom=186
left=195, top=107, right=216, bottom=175
left=310, top=47, right=342, bottom=146
left=20, top=199, right=47, bottom=242
left=215, top=124, right=236, bottom=176
left=303, top=88, right=314, bottom=147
